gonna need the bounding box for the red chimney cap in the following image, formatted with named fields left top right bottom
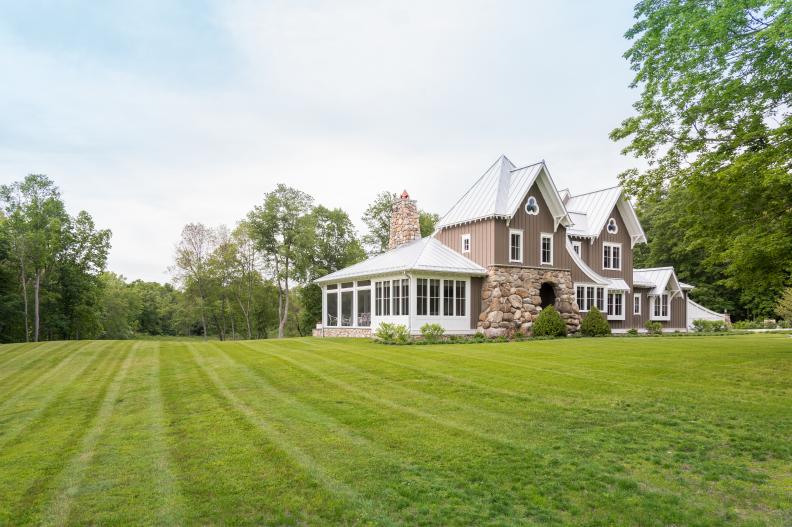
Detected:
left=400, top=190, right=410, bottom=199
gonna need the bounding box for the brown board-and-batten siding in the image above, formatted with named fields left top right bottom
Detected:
left=577, top=205, right=634, bottom=288
left=631, top=289, right=688, bottom=330
left=434, top=219, right=497, bottom=268
left=470, top=277, right=483, bottom=329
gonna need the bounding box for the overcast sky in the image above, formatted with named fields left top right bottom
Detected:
left=0, top=1, right=644, bottom=283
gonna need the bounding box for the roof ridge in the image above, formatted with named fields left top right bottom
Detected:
left=509, top=160, right=543, bottom=172
left=634, top=266, right=674, bottom=271
left=569, top=184, right=622, bottom=199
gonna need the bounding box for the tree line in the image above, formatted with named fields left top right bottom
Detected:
left=0, top=182, right=437, bottom=343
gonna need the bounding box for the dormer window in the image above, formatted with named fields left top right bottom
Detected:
left=524, top=196, right=539, bottom=215
left=606, top=218, right=618, bottom=234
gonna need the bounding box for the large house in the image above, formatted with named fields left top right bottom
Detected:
left=314, top=155, right=724, bottom=337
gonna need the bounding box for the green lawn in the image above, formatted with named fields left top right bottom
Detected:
left=0, top=335, right=790, bottom=526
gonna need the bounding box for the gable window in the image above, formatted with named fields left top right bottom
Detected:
left=429, top=279, right=440, bottom=316
left=575, top=284, right=605, bottom=312
left=651, top=293, right=669, bottom=320
left=461, top=234, right=471, bottom=253
left=524, top=196, right=539, bottom=215
left=633, top=293, right=641, bottom=315
left=417, top=279, right=428, bottom=316
left=603, top=242, right=621, bottom=270
left=571, top=240, right=581, bottom=256
left=509, top=229, right=523, bottom=263
left=607, top=291, right=624, bottom=320
left=540, top=233, right=553, bottom=265
left=606, top=218, right=618, bottom=234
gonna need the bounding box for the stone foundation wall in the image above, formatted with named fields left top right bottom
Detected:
left=312, top=327, right=372, bottom=338
left=478, top=266, right=580, bottom=337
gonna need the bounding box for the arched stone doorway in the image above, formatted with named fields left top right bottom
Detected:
left=539, top=282, right=556, bottom=309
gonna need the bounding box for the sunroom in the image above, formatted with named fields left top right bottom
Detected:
left=313, top=238, right=487, bottom=337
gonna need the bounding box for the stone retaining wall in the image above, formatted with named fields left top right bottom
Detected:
left=478, top=266, right=580, bottom=337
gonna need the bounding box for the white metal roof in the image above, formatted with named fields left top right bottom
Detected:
left=565, top=187, right=647, bottom=246
left=687, top=298, right=725, bottom=328
left=314, top=237, right=487, bottom=284
left=633, top=267, right=683, bottom=295
left=436, top=156, right=573, bottom=230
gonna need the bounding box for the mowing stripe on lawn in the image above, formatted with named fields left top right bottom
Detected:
left=0, top=341, right=106, bottom=417
left=0, top=341, right=73, bottom=392
left=0, top=342, right=110, bottom=451
left=148, top=341, right=185, bottom=525
left=40, top=342, right=136, bottom=527
left=0, top=343, right=32, bottom=367
left=186, top=343, right=396, bottom=526
left=246, top=343, right=534, bottom=452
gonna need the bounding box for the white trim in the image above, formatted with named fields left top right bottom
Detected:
left=540, top=232, right=553, bottom=266
left=607, top=290, right=625, bottom=321
left=574, top=283, right=606, bottom=313
left=602, top=242, right=622, bottom=271
left=649, top=293, right=671, bottom=321
left=509, top=228, right=523, bottom=263
left=571, top=240, right=582, bottom=256
left=461, top=233, right=471, bottom=254
left=633, top=293, right=641, bottom=315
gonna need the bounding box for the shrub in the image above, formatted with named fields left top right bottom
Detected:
left=763, top=319, right=777, bottom=329
left=692, top=319, right=727, bottom=333
left=627, top=328, right=639, bottom=336
left=532, top=306, right=567, bottom=337
left=420, top=323, right=445, bottom=343
left=374, top=323, right=410, bottom=344
left=644, top=321, right=663, bottom=335
left=778, top=320, right=790, bottom=329
left=733, top=320, right=763, bottom=329
left=473, top=331, right=487, bottom=343
left=580, top=307, right=611, bottom=337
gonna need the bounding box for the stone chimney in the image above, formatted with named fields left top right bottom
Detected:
left=388, top=190, right=421, bottom=249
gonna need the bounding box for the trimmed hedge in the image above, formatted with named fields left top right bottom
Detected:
left=532, top=306, right=567, bottom=337
left=580, top=307, right=611, bottom=337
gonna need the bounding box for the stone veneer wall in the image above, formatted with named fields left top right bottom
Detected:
left=478, top=266, right=580, bottom=336
left=312, top=327, right=372, bottom=338
left=389, top=192, right=422, bottom=249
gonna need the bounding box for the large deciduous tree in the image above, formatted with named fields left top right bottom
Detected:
left=172, top=222, right=216, bottom=339
left=612, top=0, right=792, bottom=319
left=247, top=184, right=314, bottom=338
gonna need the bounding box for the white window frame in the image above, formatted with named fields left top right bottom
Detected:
left=607, top=291, right=625, bottom=321
left=633, top=293, right=641, bottom=315
left=509, top=229, right=523, bottom=263
left=649, top=293, right=670, bottom=321
left=571, top=240, right=582, bottom=256
left=461, top=234, right=471, bottom=254
left=575, top=283, right=606, bottom=313
left=540, top=233, right=553, bottom=266
left=414, top=276, right=469, bottom=319
left=524, top=196, right=540, bottom=215
left=606, top=218, right=619, bottom=234
left=602, top=242, right=622, bottom=271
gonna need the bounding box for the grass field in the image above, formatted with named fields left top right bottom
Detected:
left=0, top=335, right=790, bottom=526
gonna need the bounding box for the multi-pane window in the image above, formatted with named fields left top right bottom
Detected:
left=455, top=281, right=466, bottom=316
left=429, top=279, right=440, bottom=316
left=392, top=280, right=403, bottom=315
left=417, top=279, right=428, bottom=316
left=607, top=291, right=624, bottom=319
left=461, top=234, right=471, bottom=253
left=400, top=279, right=409, bottom=315
left=653, top=293, right=669, bottom=318
left=375, top=281, right=391, bottom=316
left=576, top=285, right=605, bottom=312
left=603, top=243, right=621, bottom=270
left=633, top=293, right=641, bottom=315
left=540, top=234, right=553, bottom=265
left=443, top=280, right=454, bottom=316
left=509, top=229, right=523, bottom=262
left=571, top=240, right=581, bottom=256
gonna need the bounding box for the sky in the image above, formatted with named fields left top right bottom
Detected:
left=0, top=1, right=644, bottom=283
